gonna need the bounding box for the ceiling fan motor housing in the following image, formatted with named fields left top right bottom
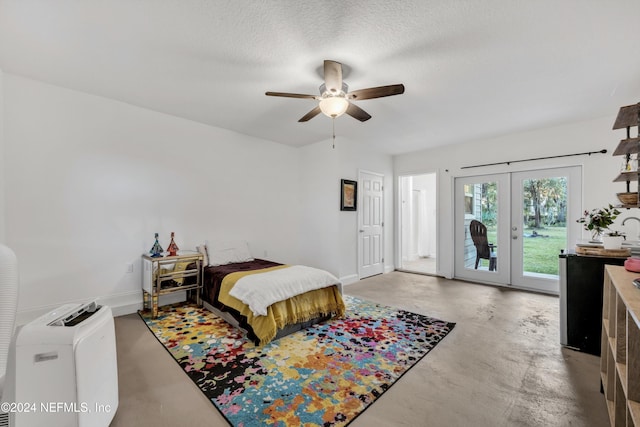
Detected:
left=319, top=82, right=349, bottom=97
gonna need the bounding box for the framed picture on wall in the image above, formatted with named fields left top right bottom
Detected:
left=340, top=179, right=357, bottom=211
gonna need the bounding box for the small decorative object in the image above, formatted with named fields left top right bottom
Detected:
left=625, top=257, right=640, bottom=273
left=621, top=154, right=638, bottom=172
left=340, top=179, right=357, bottom=211
left=602, top=230, right=625, bottom=250
left=167, top=232, right=179, bottom=256
left=617, top=192, right=638, bottom=206
left=576, top=204, right=621, bottom=242
left=149, top=233, right=163, bottom=257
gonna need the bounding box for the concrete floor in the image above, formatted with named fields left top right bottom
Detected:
left=399, top=256, right=437, bottom=275
left=110, top=271, right=608, bottom=427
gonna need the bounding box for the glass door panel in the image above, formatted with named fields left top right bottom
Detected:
left=511, top=167, right=581, bottom=294
left=454, top=174, right=510, bottom=285
left=521, top=176, right=566, bottom=277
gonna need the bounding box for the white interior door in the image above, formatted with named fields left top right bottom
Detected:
left=358, top=171, right=384, bottom=279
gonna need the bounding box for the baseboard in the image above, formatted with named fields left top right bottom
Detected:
left=101, top=291, right=186, bottom=317
left=16, top=290, right=186, bottom=324
left=341, top=267, right=394, bottom=285
left=340, top=274, right=359, bottom=286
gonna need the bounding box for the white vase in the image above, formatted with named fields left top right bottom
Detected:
left=602, top=235, right=624, bottom=250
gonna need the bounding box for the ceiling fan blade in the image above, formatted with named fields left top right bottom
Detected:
left=298, top=106, right=322, bottom=122
left=323, top=60, right=343, bottom=94
left=345, top=103, right=372, bottom=122
left=347, top=84, right=405, bottom=100
left=265, top=91, right=317, bottom=99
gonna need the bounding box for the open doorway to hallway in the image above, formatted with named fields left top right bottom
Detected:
left=399, top=173, right=437, bottom=275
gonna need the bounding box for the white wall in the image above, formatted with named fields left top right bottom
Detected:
left=3, top=74, right=302, bottom=319
left=0, top=67, right=5, bottom=243
left=395, top=114, right=629, bottom=278
left=297, top=136, right=394, bottom=284
left=296, top=139, right=341, bottom=274
left=2, top=73, right=395, bottom=320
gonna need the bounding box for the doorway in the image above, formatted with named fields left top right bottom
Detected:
left=398, top=173, right=437, bottom=275
left=454, top=166, right=581, bottom=294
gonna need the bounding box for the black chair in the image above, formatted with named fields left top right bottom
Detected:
left=469, top=220, right=497, bottom=271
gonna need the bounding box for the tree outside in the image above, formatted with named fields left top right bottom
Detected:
left=522, top=177, right=567, bottom=228
left=478, top=177, right=567, bottom=275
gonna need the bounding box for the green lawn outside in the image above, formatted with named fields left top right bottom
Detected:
left=485, top=225, right=566, bottom=275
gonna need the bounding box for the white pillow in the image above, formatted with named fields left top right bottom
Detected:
left=196, top=245, right=209, bottom=266
left=206, top=240, right=254, bottom=266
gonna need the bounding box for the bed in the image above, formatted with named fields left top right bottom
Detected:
left=191, top=241, right=345, bottom=346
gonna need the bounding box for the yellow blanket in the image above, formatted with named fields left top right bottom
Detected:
left=218, top=266, right=345, bottom=346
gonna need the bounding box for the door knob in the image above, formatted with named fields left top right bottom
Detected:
left=359, top=230, right=364, bottom=233
left=512, top=235, right=518, bottom=240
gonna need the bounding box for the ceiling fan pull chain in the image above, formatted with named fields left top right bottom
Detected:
left=332, top=117, right=336, bottom=149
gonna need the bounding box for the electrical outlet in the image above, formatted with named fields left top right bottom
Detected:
left=264, top=250, right=268, bottom=257
left=126, top=263, right=134, bottom=273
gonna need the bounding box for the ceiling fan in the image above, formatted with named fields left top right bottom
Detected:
left=266, top=60, right=405, bottom=122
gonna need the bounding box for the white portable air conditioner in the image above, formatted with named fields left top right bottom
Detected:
left=0, top=301, right=118, bottom=427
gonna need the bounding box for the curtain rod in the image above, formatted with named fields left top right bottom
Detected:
left=460, top=149, right=608, bottom=169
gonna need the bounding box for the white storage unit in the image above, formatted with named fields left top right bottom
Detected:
left=1, top=302, right=118, bottom=427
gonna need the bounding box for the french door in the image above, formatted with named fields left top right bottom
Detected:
left=454, top=166, right=581, bottom=294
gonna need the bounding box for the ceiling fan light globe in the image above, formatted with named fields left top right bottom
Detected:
left=319, top=96, right=349, bottom=118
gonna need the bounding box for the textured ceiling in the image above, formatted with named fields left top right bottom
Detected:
left=1, top=1, right=640, bottom=155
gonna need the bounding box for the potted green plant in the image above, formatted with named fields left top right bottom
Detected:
left=602, top=230, right=625, bottom=250
left=576, top=204, right=621, bottom=242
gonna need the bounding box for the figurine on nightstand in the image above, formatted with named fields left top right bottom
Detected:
left=167, top=232, right=179, bottom=256
left=149, top=233, right=164, bottom=258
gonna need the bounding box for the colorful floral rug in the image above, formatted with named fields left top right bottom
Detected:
left=139, top=295, right=455, bottom=426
